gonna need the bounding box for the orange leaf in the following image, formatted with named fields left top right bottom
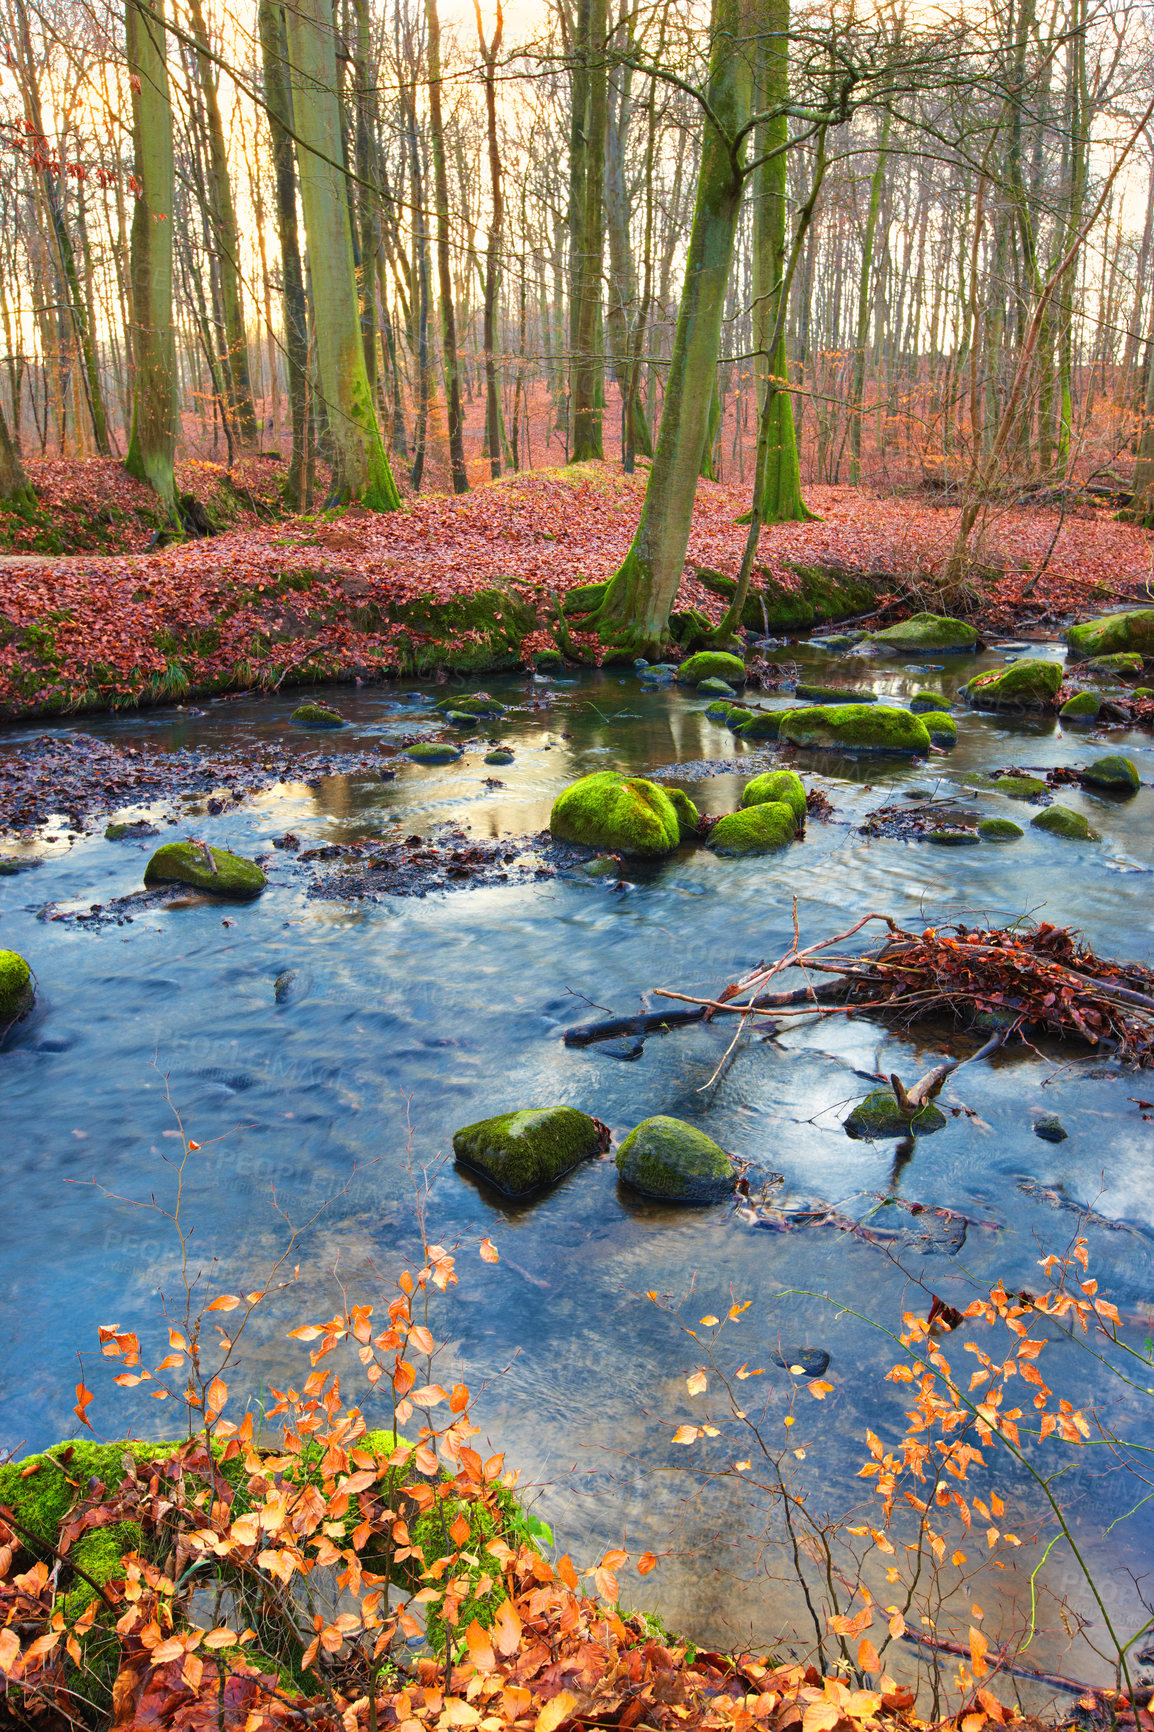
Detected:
left=479, top=1237, right=499, bottom=1263
left=535, top=1689, right=580, bottom=1732
left=207, top=1295, right=241, bottom=1312
left=492, top=1598, right=523, bottom=1658
left=858, top=1638, right=880, bottom=1674
left=73, top=1382, right=94, bottom=1430
left=671, top=1425, right=699, bottom=1445
left=637, top=1551, right=658, bottom=1576
left=970, top=1628, right=989, bottom=1676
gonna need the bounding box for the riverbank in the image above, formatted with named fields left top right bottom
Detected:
left=2, top=464, right=1152, bottom=720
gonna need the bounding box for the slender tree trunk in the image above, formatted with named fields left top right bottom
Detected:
left=424, top=0, right=469, bottom=491
left=124, top=0, right=179, bottom=518
left=0, top=397, right=34, bottom=508
left=259, top=0, right=310, bottom=504
left=283, top=0, right=401, bottom=507
left=849, top=108, right=891, bottom=485
left=475, top=0, right=505, bottom=478
left=571, top=0, right=606, bottom=461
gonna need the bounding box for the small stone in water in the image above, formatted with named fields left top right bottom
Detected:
left=771, top=1347, right=830, bottom=1377
left=1034, top=1114, right=1068, bottom=1143
left=598, top=1036, right=645, bottom=1061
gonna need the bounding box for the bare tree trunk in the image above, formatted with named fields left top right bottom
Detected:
left=424, top=0, right=469, bottom=491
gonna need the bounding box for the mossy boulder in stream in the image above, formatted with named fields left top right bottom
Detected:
left=549, top=771, right=680, bottom=857
left=1060, top=691, right=1101, bottom=720
left=909, top=690, right=949, bottom=713
left=725, top=706, right=756, bottom=730
left=616, top=1115, right=736, bottom=1202
left=919, top=711, right=957, bottom=745
left=962, top=659, right=1062, bottom=710
left=1031, top=805, right=1099, bottom=839
left=666, top=788, right=700, bottom=836
left=740, top=769, right=806, bottom=824
left=433, top=693, right=506, bottom=716
left=453, top=1107, right=602, bottom=1196
left=979, top=817, right=1024, bottom=841
left=845, top=1088, right=946, bottom=1140
left=0, top=950, right=33, bottom=1020
left=867, top=612, right=979, bottom=653
left=735, top=709, right=781, bottom=740
left=707, top=802, right=797, bottom=854
left=698, top=677, right=736, bottom=697
left=484, top=748, right=514, bottom=765
left=1084, top=652, right=1144, bottom=677
left=143, top=842, right=267, bottom=899
left=1080, top=753, right=1140, bottom=792
left=795, top=684, right=876, bottom=704
left=705, top=699, right=734, bottom=721
left=406, top=741, right=463, bottom=763
left=1066, top=609, right=1154, bottom=662
left=679, top=651, right=747, bottom=686
left=779, top=704, right=931, bottom=755
left=290, top=702, right=345, bottom=727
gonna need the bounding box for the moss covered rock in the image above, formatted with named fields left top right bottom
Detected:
left=725, top=706, right=756, bottom=730
left=406, top=741, right=463, bottom=763
left=698, top=677, right=736, bottom=697
left=705, top=699, right=734, bottom=721
left=925, top=828, right=978, bottom=846
left=707, top=802, right=796, bottom=854
left=1084, top=652, right=1144, bottom=677
left=919, top=711, right=957, bottom=745
left=1081, top=754, right=1140, bottom=792
left=988, top=774, right=1047, bottom=799
left=1031, top=805, right=1099, bottom=839
left=615, top=1115, right=736, bottom=1202
left=735, top=709, right=781, bottom=740
left=0, top=950, right=33, bottom=1020
left=453, top=1106, right=602, bottom=1196
left=1060, top=691, right=1101, bottom=720
left=740, top=769, right=806, bottom=823
left=550, top=771, right=680, bottom=857
left=979, top=817, right=1024, bottom=841
left=443, top=709, right=480, bottom=729
left=795, top=684, right=876, bottom=703
left=868, top=612, right=979, bottom=653
left=388, top=585, right=536, bottom=675
left=666, top=788, right=700, bottom=836
left=484, top=748, right=514, bottom=765
left=909, top=690, right=948, bottom=713
left=962, top=659, right=1063, bottom=710
left=143, top=842, right=267, bottom=899
left=1066, top=609, right=1154, bottom=662
left=433, top=693, right=506, bottom=716
left=779, top=704, right=931, bottom=755
left=845, top=1088, right=946, bottom=1139
left=290, top=702, right=345, bottom=727
left=679, top=651, right=747, bottom=685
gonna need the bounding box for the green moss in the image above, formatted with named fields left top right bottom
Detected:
left=1060, top=691, right=1101, bottom=719
left=790, top=563, right=876, bottom=624
left=290, top=702, right=345, bottom=727
left=615, top=1115, right=735, bottom=1202
left=443, top=710, right=480, bottom=729
left=666, top=788, right=700, bottom=835
left=484, top=748, right=514, bottom=765
left=778, top=704, right=931, bottom=754
left=740, top=769, right=806, bottom=823
left=1067, top=610, right=1154, bottom=662
left=867, top=612, right=979, bottom=653
left=679, top=651, right=747, bottom=685
left=406, top=741, right=463, bottom=763
left=725, top=706, right=758, bottom=732
left=0, top=949, right=33, bottom=1020
left=736, top=709, right=784, bottom=740
left=1084, top=652, right=1143, bottom=676
left=989, top=774, right=1047, bottom=799
left=925, top=829, right=978, bottom=846
left=562, top=581, right=609, bottom=616
left=909, top=691, right=948, bottom=713
left=795, top=684, right=876, bottom=703
left=694, top=568, right=814, bottom=633
left=1031, top=805, right=1099, bottom=839
left=697, top=677, right=736, bottom=697
left=918, top=711, right=957, bottom=745
left=1081, top=754, right=1140, bottom=792
left=705, top=699, right=733, bottom=721
left=962, top=659, right=1063, bottom=710
left=845, top=1088, right=946, bottom=1139
left=453, top=1106, right=602, bottom=1196
left=707, top=802, right=796, bottom=854
left=143, top=842, right=267, bottom=899
left=433, top=694, right=506, bottom=716
left=978, top=817, right=1024, bottom=841
left=387, top=586, right=536, bottom=675
left=535, top=648, right=565, bottom=669
left=549, top=771, right=680, bottom=857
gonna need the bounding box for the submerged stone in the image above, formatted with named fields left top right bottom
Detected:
left=583, top=854, right=621, bottom=878
left=707, top=802, right=796, bottom=855
left=666, top=788, right=700, bottom=836
left=104, top=820, right=159, bottom=841
left=454, top=1106, right=603, bottom=1196
left=868, top=612, right=979, bottom=653
left=795, top=684, right=877, bottom=703
left=991, top=775, right=1047, bottom=799
left=406, top=741, right=463, bottom=763
left=844, top=1087, right=946, bottom=1140
left=1030, top=806, right=1099, bottom=839
left=962, top=659, right=1062, bottom=710
left=549, top=771, right=680, bottom=857
left=735, top=709, right=781, bottom=740
left=925, top=828, right=978, bottom=846
left=443, top=710, right=480, bottom=729
left=1034, top=1113, right=1068, bottom=1144
left=0, top=950, right=34, bottom=1021
left=679, top=651, right=747, bottom=685
left=1066, top=609, right=1154, bottom=661
left=740, top=769, right=806, bottom=824
left=433, top=693, right=506, bottom=716
left=778, top=704, right=931, bottom=755
left=290, top=703, right=346, bottom=727
left=615, top=1114, right=736, bottom=1202
left=698, top=677, right=736, bottom=697
left=1081, top=754, right=1140, bottom=792
left=483, top=748, right=515, bottom=765
left=1060, top=691, right=1101, bottom=720
left=919, top=711, right=957, bottom=745
left=771, top=1347, right=830, bottom=1377
left=143, top=842, right=267, bottom=899
left=978, top=817, right=1024, bottom=841
left=273, top=969, right=299, bottom=1004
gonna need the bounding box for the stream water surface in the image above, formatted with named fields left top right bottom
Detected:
left=2, top=641, right=1154, bottom=1697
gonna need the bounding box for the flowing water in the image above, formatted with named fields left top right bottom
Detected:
left=3, top=641, right=1154, bottom=1697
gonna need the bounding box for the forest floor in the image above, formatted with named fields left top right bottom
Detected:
left=0, top=459, right=1151, bottom=720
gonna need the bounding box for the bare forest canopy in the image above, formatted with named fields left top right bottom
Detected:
left=3, top=0, right=1154, bottom=644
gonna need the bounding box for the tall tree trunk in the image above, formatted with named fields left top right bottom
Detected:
left=475, top=0, right=505, bottom=478
left=424, top=0, right=469, bottom=492
left=0, top=397, right=34, bottom=508
left=591, top=0, right=754, bottom=654
left=124, top=0, right=179, bottom=518
left=849, top=108, right=891, bottom=485
left=259, top=0, right=310, bottom=504
left=570, top=0, right=606, bottom=461
left=283, top=0, right=401, bottom=508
